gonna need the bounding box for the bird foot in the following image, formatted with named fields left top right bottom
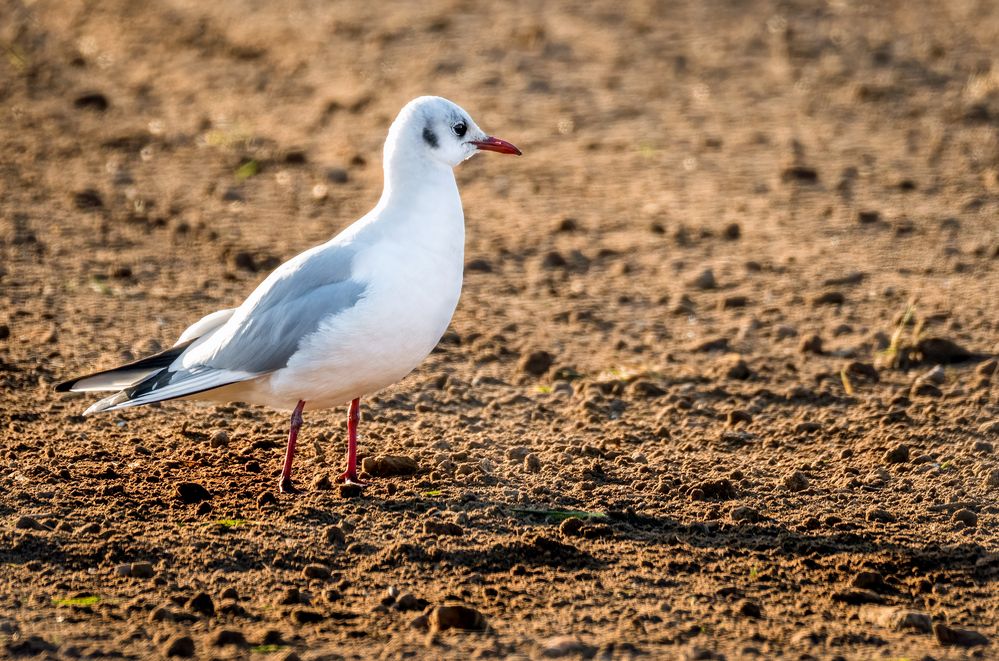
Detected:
left=336, top=471, right=368, bottom=487
left=279, top=477, right=300, bottom=494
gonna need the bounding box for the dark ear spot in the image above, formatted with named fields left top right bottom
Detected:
left=422, top=126, right=438, bottom=148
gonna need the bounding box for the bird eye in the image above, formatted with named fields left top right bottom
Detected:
left=452, top=122, right=467, bottom=137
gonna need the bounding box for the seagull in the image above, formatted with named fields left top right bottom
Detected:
left=57, top=96, right=521, bottom=493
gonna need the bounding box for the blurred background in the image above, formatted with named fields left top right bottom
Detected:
left=2, top=1, right=999, bottom=658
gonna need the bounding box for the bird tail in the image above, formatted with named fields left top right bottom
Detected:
left=57, top=339, right=257, bottom=415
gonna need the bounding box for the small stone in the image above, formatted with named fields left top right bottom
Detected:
left=289, top=608, right=324, bottom=624
left=209, top=430, right=229, bottom=448
left=186, top=592, right=215, bottom=617
left=219, top=587, right=239, bottom=601
left=727, top=410, right=752, bottom=426
left=395, top=592, right=422, bottom=611
left=325, top=526, right=347, bottom=546
left=883, top=444, right=909, bottom=464
left=423, top=520, right=464, bottom=536
left=520, top=350, right=555, bottom=376
left=738, top=600, right=762, bottom=618
left=690, top=268, right=717, bottom=290
left=631, top=380, right=666, bottom=398
left=149, top=606, right=173, bottom=622
left=782, top=471, right=809, bottom=492
left=857, top=210, right=881, bottom=224
left=859, top=605, right=932, bottom=633
left=795, top=421, right=821, bottom=434
left=257, top=491, right=278, bottom=507
left=975, top=358, right=997, bottom=377
left=730, top=506, right=763, bottom=523
left=911, top=379, right=942, bottom=397
left=361, top=455, right=418, bottom=477
left=720, top=355, right=751, bottom=380
left=302, top=563, right=331, bottom=580
left=210, top=630, right=247, bottom=647
left=953, top=509, right=977, bottom=527
left=852, top=571, right=889, bottom=592
left=176, top=482, right=212, bottom=504
left=540, top=635, right=597, bottom=658
left=428, top=604, right=487, bottom=632
left=14, top=516, right=49, bottom=531
left=934, top=623, right=989, bottom=647
left=866, top=507, right=896, bottom=523
left=129, top=562, right=155, bottom=579
left=799, top=334, right=823, bottom=354
left=559, top=517, right=584, bottom=537
left=524, top=453, right=541, bottom=473
left=986, top=469, right=999, bottom=488
left=978, top=420, right=999, bottom=435
left=811, top=290, right=845, bottom=306
left=164, top=635, right=195, bottom=658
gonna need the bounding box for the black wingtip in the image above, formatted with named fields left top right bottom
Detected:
left=54, top=379, right=77, bottom=393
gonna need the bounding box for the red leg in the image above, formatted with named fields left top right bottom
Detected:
left=336, top=398, right=366, bottom=485
left=279, top=400, right=306, bottom=494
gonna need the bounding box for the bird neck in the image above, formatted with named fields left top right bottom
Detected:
left=377, top=146, right=460, bottom=214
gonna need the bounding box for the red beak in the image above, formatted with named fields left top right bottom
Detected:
left=471, top=136, right=522, bottom=156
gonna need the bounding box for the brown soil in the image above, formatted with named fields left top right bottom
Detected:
left=2, top=0, right=999, bottom=659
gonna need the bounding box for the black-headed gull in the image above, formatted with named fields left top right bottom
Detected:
left=57, top=96, right=521, bottom=493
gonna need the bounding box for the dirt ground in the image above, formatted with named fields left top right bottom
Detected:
left=2, top=0, right=998, bottom=658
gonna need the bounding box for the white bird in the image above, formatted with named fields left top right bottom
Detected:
left=57, top=96, right=521, bottom=493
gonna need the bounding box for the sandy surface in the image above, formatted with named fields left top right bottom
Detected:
left=2, top=0, right=998, bottom=658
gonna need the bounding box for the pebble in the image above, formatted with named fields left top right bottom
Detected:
left=782, top=471, right=809, bottom=492
left=738, top=600, right=763, bottom=618
left=186, top=592, right=215, bottom=617
left=851, top=571, right=889, bottom=592
left=395, top=592, right=422, bottom=611
left=520, top=350, right=555, bottom=376
left=866, top=507, right=896, bottom=523
left=910, top=380, right=942, bottom=398
left=882, top=444, right=909, bottom=464
left=726, top=410, right=752, bottom=426
left=257, top=491, right=278, bottom=507
left=631, top=380, right=666, bottom=397
left=539, top=635, right=597, bottom=658
left=289, top=608, right=324, bottom=624
left=302, top=563, right=331, bottom=580
left=164, top=635, right=195, bottom=658
left=14, top=516, right=49, bottom=531
left=115, top=561, right=155, bottom=578
left=858, top=605, right=931, bottom=633
left=843, top=361, right=879, bottom=383
left=690, top=268, right=717, bottom=290
left=934, top=623, right=989, bottom=647
left=811, top=290, right=845, bottom=306
left=524, top=453, right=541, bottom=473
left=209, top=630, right=247, bottom=647
left=176, top=482, right=212, bottom=504
left=953, top=509, right=977, bottom=527
left=506, top=447, right=530, bottom=462
left=720, top=355, right=751, bottom=380
left=219, top=587, right=238, bottom=601
left=361, top=455, right=418, bottom=477
left=730, top=506, right=763, bottom=523
left=325, top=526, right=347, bottom=546
left=428, top=604, right=487, bottom=632
left=209, top=430, right=229, bottom=448
left=559, top=517, right=584, bottom=537
left=423, top=520, right=464, bottom=536
left=975, top=358, right=997, bottom=377
left=986, top=469, right=999, bottom=488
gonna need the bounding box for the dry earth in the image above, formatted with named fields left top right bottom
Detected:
left=2, top=0, right=999, bottom=659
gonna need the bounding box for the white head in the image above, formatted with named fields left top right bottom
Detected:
left=384, top=96, right=521, bottom=170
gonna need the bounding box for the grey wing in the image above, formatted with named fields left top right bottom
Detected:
left=198, top=242, right=367, bottom=374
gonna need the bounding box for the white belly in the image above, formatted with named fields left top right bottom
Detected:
left=224, top=242, right=463, bottom=410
